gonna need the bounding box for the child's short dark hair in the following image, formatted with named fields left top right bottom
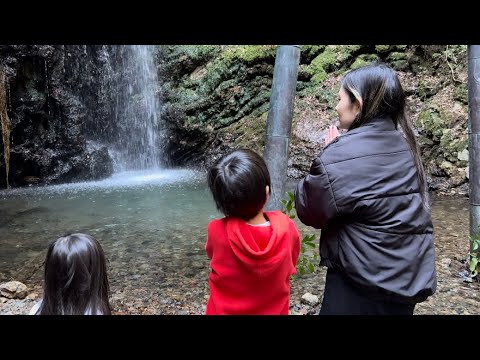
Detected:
left=207, top=148, right=271, bottom=221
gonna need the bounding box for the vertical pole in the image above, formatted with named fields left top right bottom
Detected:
left=468, top=45, right=480, bottom=245
left=263, top=45, right=300, bottom=211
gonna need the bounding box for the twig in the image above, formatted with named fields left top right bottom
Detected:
left=445, top=45, right=458, bottom=83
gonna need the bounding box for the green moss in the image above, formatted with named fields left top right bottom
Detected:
left=418, top=79, right=436, bottom=99
left=300, top=45, right=326, bottom=62
left=303, top=47, right=338, bottom=85
left=453, top=83, right=467, bottom=104
left=350, top=54, right=379, bottom=69
left=249, top=90, right=270, bottom=108
left=438, top=160, right=455, bottom=176
left=375, top=45, right=408, bottom=53
left=173, top=45, right=220, bottom=63
left=176, top=88, right=199, bottom=105
left=307, top=48, right=336, bottom=73
left=333, top=45, right=363, bottom=63
left=387, top=52, right=409, bottom=71
left=417, top=135, right=434, bottom=147
left=297, top=85, right=319, bottom=97
left=193, top=46, right=274, bottom=96
left=215, top=79, right=238, bottom=93
left=306, top=45, right=363, bottom=76
left=409, top=54, right=430, bottom=74
left=295, top=80, right=308, bottom=92
left=375, top=45, right=392, bottom=53
left=316, top=86, right=339, bottom=108
left=310, top=70, right=328, bottom=85
left=231, top=112, right=268, bottom=151
left=297, top=64, right=313, bottom=81
left=389, top=60, right=409, bottom=71
left=416, top=103, right=453, bottom=141
left=221, top=45, right=276, bottom=64
left=440, top=129, right=468, bottom=164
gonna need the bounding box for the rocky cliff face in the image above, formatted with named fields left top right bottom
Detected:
left=0, top=45, right=114, bottom=188
left=0, top=45, right=469, bottom=194
left=158, top=45, right=469, bottom=194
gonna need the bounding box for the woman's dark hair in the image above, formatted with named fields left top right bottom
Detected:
left=341, top=63, right=429, bottom=208
left=36, top=233, right=112, bottom=315
left=207, top=148, right=271, bottom=221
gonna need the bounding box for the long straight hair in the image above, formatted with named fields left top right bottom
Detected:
left=36, top=233, right=112, bottom=315
left=341, top=63, right=429, bottom=208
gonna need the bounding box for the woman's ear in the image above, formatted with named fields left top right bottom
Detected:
left=354, top=98, right=362, bottom=116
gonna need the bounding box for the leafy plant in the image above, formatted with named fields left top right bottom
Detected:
left=469, top=224, right=480, bottom=278
left=280, top=191, right=319, bottom=275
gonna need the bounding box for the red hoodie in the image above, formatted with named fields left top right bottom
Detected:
left=205, top=210, right=300, bottom=315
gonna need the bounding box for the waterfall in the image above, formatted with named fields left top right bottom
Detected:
left=105, top=45, right=163, bottom=171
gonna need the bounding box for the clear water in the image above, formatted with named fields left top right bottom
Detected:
left=0, top=169, right=221, bottom=285
left=0, top=173, right=471, bottom=304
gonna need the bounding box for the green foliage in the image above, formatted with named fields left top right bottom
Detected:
left=171, top=45, right=220, bottom=64
left=280, top=191, right=319, bottom=276
left=416, top=103, right=454, bottom=142
left=299, top=45, right=326, bottom=63
left=453, top=83, right=468, bottom=105
left=375, top=45, right=393, bottom=53
left=430, top=45, right=467, bottom=82
left=469, top=225, right=480, bottom=278
left=430, top=45, right=466, bottom=64
left=304, top=49, right=336, bottom=85
left=221, top=45, right=277, bottom=64
left=350, top=54, right=379, bottom=70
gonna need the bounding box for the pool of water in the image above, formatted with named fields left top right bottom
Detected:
left=0, top=172, right=471, bottom=303
left=0, top=169, right=221, bottom=286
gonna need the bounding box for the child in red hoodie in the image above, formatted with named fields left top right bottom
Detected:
left=205, top=148, right=300, bottom=315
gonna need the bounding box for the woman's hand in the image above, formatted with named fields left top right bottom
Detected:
left=324, top=125, right=340, bottom=146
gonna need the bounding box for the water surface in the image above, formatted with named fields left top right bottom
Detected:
left=0, top=169, right=220, bottom=286
left=0, top=174, right=471, bottom=307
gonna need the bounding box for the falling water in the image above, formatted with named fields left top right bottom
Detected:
left=110, top=45, right=162, bottom=171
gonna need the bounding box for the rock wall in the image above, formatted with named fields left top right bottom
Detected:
left=159, top=45, right=469, bottom=194
left=0, top=45, right=469, bottom=195
left=0, top=45, right=114, bottom=188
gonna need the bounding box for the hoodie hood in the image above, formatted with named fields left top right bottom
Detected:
left=226, top=210, right=294, bottom=276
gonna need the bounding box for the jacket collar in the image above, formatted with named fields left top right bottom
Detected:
left=347, top=117, right=397, bottom=135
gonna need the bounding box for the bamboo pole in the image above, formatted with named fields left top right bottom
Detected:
left=263, top=45, right=300, bottom=210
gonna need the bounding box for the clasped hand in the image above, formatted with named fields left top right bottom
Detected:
left=324, top=125, right=340, bottom=146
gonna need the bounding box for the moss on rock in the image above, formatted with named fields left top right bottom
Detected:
left=416, top=103, right=453, bottom=141
left=440, top=128, right=468, bottom=165
left=386, top=52, right=409, bottom=71
left=350, top=54, right=380, bottom=69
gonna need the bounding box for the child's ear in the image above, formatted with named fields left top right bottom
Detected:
left=264, top=185, right=270, bottom=205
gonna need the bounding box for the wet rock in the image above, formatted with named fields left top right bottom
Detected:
left=301, top=293, right=319, bottom=306
left=440, top=258, right=452, bottom=268
left=0, top=281, right=29, bottom=299
left=458, top=270, right=473, bottom=283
